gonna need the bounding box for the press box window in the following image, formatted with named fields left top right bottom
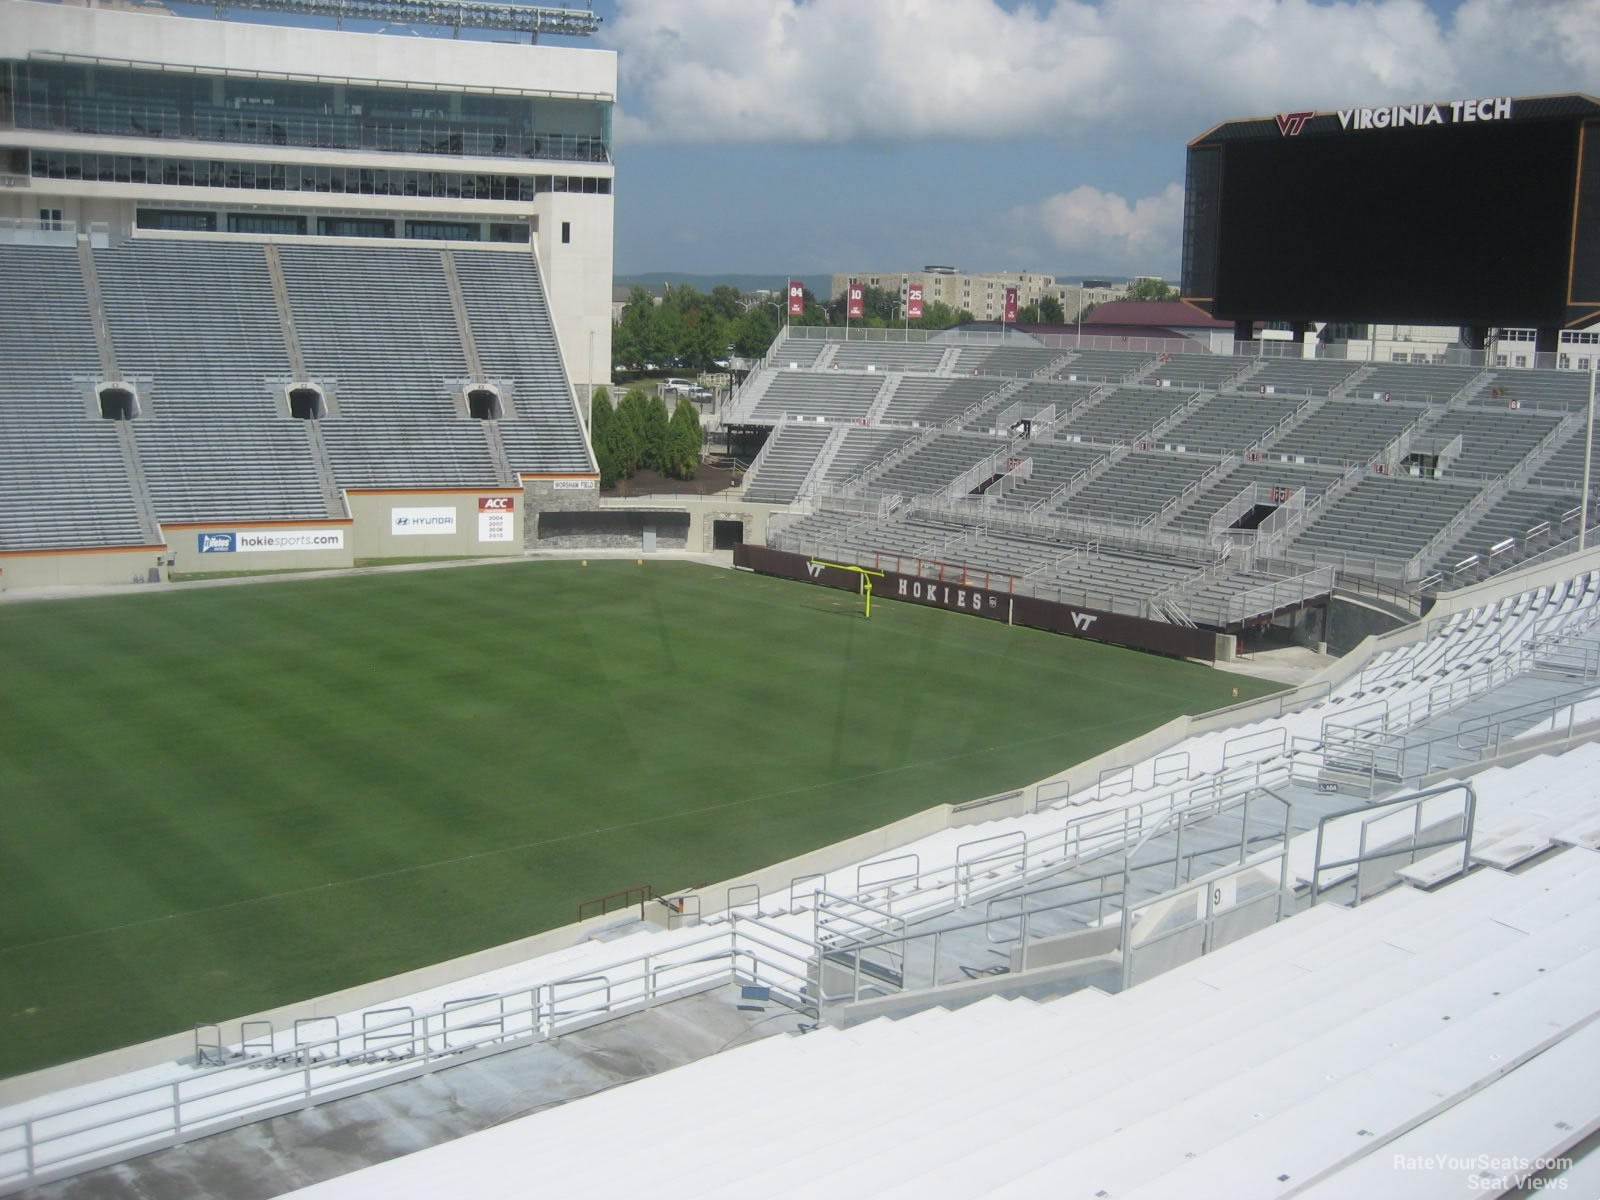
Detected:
left=136, top=208, right=217, bottom=232
left=406, top=220, right=478, bottom=241
left=228, top=213, right=305, bottom=235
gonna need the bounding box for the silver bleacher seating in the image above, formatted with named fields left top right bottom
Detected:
left=743, top=425, right=832, bottom=505
left=1266, top=400, right=1420, bottom=465
left=278, top=244, right=498, bottom=487
left=96, top=240, right=330, bottom=521
left=749, top=373, right=884, bottom=423
left=0, top=244, right=150, bottom=550
left=453, top=249, right=593, bottom=475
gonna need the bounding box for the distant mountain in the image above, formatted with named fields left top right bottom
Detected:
left=614, top=272, right=834, bottom=298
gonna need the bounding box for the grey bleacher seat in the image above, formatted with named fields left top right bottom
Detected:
left=819, top=426, right=918, bottom=488
left=880, top=376, right=1001, bottom=426
left=1166, top=458, right=1345, bottom=535
left=992, top=440, right=1110, bottom=510
left=1055, top=450, right=1218, bottom=525
left=857, top=431, right=1003, bottom=501
left=827, top=341, right=946, bottom=373
left=453, top=249, right=593, bottom=475
left=768, top=507, right=861, bottom=553
left=1250, top=358, right=1359, bottom=395
left=1155, top=392, right=1301, bottom=454
left=96, top=239, right=332, bottom=521
left=770, top=339, right=828, bottom=369
left=1486, top=369, right=1592, bottom=411
left=0, top=408, right=148, bottom=550
left=278, top=244, right=499, bottom=487
left=1265, top=399, right=1420, bottom=465
left=0, top=243, right=150, bottom=551
left=968, top=380, right=1099, bottom=433
left=952, top=345, right=1061, bottom=377
left=1145, top=354, right=1251, bottom=390
left=1056, top=386, right=1188, bottom=445
left=1290, top=475, right=1485, bottom=563
left=1529, top=419, right=1599, bottom=489
left=748, top=372, right=884, bottom=423
left=743, top=424, right=832, bottom=505
left=1351, top=362, right=1483, bottom=403
left=1054, top=348, right=1156, bottom=381
left=1429, top=489, right=1590, bottom=580
left=1426, top=407, right=1563, bottom=479
left=1048, top=545, right=1198, bottom=610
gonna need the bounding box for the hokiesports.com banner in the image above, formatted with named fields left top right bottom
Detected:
left=197, top=529, right=345, bottom=554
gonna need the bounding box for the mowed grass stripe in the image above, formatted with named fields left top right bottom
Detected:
left=0, top=561, right=1277, bottom=1076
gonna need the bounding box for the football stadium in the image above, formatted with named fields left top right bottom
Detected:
left=2, top=0, right=1600, bottom=1193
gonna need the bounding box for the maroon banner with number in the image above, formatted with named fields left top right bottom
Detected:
left=907, top=282, right=924, bottom=321
left=1004, top=287, right=1019, bottom=323
left=847, top=281, right=865, bottom=320
left=787, top=280, right=805, bottom=317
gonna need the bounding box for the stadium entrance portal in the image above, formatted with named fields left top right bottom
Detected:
left=288, top=385, right=326, bottom=420
left=96, top=384, right=138, bottom=421
left=1229, top=502, right=1277, bottom=532
left=467, top=387, right=503, bottom=420
left=712, top=519, right=743, bottom=550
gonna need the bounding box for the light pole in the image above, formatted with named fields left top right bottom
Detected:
left=1582, top=357, right=1597, bottom=552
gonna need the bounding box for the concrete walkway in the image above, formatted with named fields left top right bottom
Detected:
left=20, top=985, right=807, bottom=1200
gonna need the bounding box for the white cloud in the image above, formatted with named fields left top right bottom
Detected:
left=606, top=0, right=1599, bottom=145
left=1013, top=182, right=1185, bottom=274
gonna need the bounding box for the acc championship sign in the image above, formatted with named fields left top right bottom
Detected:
left=390, top=507, right=457, bottom=536
left=197, top=529, right=345, bottom=554
left=478, top=495, right=515, bottom=543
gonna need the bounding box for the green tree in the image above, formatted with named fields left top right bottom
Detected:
left=913, top=300, right=973, bottom=331
left=611, top=387, right=651, bottom=476
left=826, top=283, right=899, bottom=326
left=680, top=306, right=724, bottom=369
left=1127, top=278, right=1176, bottom=301
left=707, top=285, right=744, bottom=323
left=613, top=286, right=662, bottom=370
left=642, top=393, right=672, bottom=471
left=1015, top=297, right=1065, bottom=324
left=666, top=397, right=703, bottom=479
left=732, top=303, right=781, bottom=357
left=590, top=390, right=623, bottom=488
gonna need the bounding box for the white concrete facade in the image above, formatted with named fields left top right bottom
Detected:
left=0, top=0, right=616, bottom=393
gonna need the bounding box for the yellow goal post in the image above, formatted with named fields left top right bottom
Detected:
left=808, top=560, right=887, bottom=618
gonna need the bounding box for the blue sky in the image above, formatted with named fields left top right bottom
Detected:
left=578, top=0, right=1597, bottom=281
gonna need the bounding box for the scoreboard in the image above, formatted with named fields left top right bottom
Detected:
left=1181, top=93, right=1600, bottom=329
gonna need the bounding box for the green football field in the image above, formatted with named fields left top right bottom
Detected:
left=0, top=560, right=1278, bottom=1078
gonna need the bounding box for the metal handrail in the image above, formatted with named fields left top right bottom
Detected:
left=1308, top=781, right=1476, bottom=905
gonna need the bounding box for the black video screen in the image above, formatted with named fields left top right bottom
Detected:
left=1213, top=119, right=1579, bottom=325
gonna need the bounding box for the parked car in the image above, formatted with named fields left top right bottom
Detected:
left=662, top=378, right=695, bottom=396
